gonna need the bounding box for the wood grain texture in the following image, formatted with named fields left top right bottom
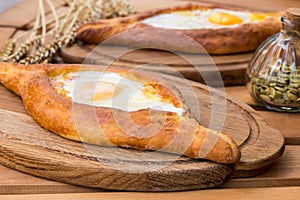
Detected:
left=0, top=71, right=284, bottom=191
left=60, top=44, right=251, bottom=86
left=2, top=187, right=300, bottom=200
left=226, top=86, right=300, bottom=145
left=0, top=146, right=300, bottom=194
left=0, top=165, right=100, bottom=195
left=259, top=113, right=300, bottom=145
left=223, top=145, right=300, bottom=188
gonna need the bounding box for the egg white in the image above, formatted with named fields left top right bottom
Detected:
left=143, top=9, right=255, bottom=30
left=143, top=10, right=203, bottom=30
left=51, top=71, right=184, bottom=115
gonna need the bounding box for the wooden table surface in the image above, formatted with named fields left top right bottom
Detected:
left=0, top=0, right=300, bottom=199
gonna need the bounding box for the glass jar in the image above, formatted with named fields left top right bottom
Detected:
left=247, top=8, right=300, bottom=112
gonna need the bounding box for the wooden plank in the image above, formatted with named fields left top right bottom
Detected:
left=225, top=86, right=255, bottom=105
left=77, top=45, right=252, bottom=66
left=259, top=113, right=300, bottom=145
left=226, top=86, right=300, bottom=144
left=0, top=145, right=298, bottom=194
left=223, top=145, right=300, bottom=188
left=0, top=0, right=65, bottom=28
left=0, top=131, right=299, bottom=194
left=0, top=185, right=97, bottom=196
left=2, top=186, right=300, bottom=200
left=0, top=166, right=87, bottom=194
left=60, top=44, right=251, bottom=86
left=0, top=165, right=99, bottom=195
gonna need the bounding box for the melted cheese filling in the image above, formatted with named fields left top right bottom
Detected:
left=142, top=9, right=271, bottom=30
left=50, top=71, right=184, bottom=115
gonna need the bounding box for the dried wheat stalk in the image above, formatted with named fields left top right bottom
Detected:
left=0, top=0, right=136, bottom=65
left=0, top=40, right=15, bottom=62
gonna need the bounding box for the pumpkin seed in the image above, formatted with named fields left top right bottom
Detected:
left=251, top=66, right=300, bottom=108
left=283, top=93, right=291, bottom=103
left=267, top=87, right=276, bottom=99
left=274, top=86, right=288, bottom=92
left=273, top=98, right=285, bottom=104
left=289, top=83, right=300, bottom=88
left=259, top=94, right=271, bottom=103
left=287, top=91, right=298, bottom=102
left=288, top=87, right=298, bottom=95
left=290, top=78, right=300, bottom=84
left=274, top=90, right=283, bottom=99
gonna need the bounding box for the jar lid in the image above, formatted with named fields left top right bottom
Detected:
left=286, top=8, right=300, bottom=22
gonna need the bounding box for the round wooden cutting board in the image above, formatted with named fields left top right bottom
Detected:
left=0, top=70, right=284, bottom=191
left=60, top=43, right=253, bottom=86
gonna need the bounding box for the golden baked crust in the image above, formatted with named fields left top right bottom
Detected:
left=0, top=62, right=240, bottom=164
left=76, top=3, right=282, bottom=54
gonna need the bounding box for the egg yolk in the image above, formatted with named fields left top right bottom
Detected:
left=142, top=85, right=161, bottom=102
left=208, top=12, right=243, bottom=25
left=79, top=81, right=120, bottom=102
left=94, top=82, right=120, bottom=101
left=250, top=13, right=269, bottom=22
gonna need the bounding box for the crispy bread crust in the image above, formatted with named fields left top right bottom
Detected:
left=76, top=3, right=282, bottom=54
left=0, top=62, right=240, bottom=164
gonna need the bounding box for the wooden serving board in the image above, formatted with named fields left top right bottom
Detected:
left=60, top=43, right=252, bottom=86
left=0, top=71, right=284, bottom=191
